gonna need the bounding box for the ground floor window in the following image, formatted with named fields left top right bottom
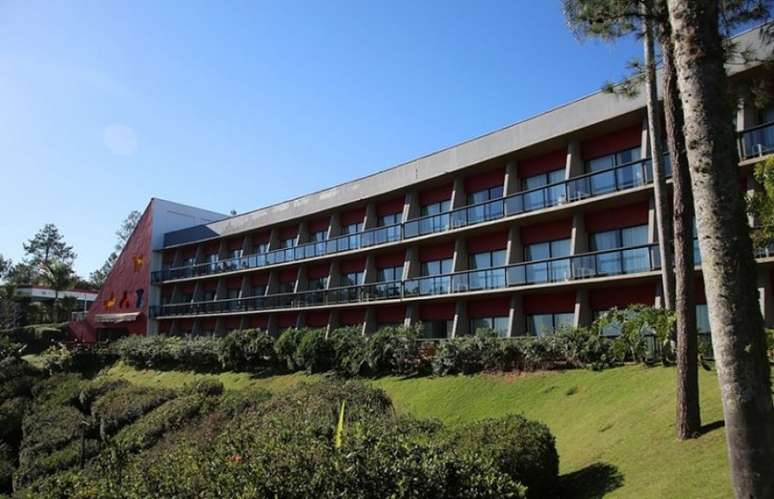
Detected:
left=470, top=316, right=509, bottom=337
left=526, top=312, right=574, bottom=336
left=421, top=319, right=453, bottom=339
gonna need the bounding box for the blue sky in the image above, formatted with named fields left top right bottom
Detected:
left=0, top=1, right=641, bottom=277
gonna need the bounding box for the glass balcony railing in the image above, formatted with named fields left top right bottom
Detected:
left=152, top=243, right=660, bottom=318
left=739, top=121, right=774, bottom=159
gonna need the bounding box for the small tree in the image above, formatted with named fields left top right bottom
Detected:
left=40, top=262, right=75, bottom=322
left=23, top=224, right=76, bottom=269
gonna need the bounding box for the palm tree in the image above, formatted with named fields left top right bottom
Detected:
left=41, top=261, right=75, bottom=322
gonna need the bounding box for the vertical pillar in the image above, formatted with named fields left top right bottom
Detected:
left=403, top=246, right=420, bottom=280
left=239, top=275, right=251, bottom=299
left=327, top=309, right=340, bottom=337
left=362, top=308, right=376, bottom=335
left=402, top=191, right=420, bottom=222
left=295, top=311, right=306, bottom=330
left=571, top=212, right=588, bottom=255
left=574, top=288, right=591, bottom=328
left=266, top=270, right=279, bottom=295
left=403, top=303, right=419, bottom=328
left=647, top=196, right=658, bottom=243
left=296, top=221, right=309, bottom=246
left=506, top=225, right=523, bottom=264
left=267, top=227, right=280, bottom=251
left=640, top=116, right=650, bottom=157
left=327, top=213, right=341, bottom=239
left=565, top=140, right=584, bottom=179
left=452, top=300, right=468, bottom=337
left=504, top=160, right=520, bottom=196
left=450, top=176, right=466, bottom=210
left=214, top=318, right=226, bottom=337
left=294, top=267, right=307, bottom=293
left=215, top=277, right=227, bottom=301
left=758, top=273, right=774, bottom=328
left=364, top=202, right=377, bottom=230
left=267, top=314, right=279, bottom=336
left=452, top=237, right=467, bottom=272
left=508, top=294, right=525, bottom=337
left=327, top=261, right=341, bottom=288
left=362, top=254, right=377, bottom=284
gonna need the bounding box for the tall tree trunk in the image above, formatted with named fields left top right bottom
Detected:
left=666, top=1, right=774, bottom=496
left=659, top=21, right=701, bottom=440
left=643, top=0, right=675, bottom=312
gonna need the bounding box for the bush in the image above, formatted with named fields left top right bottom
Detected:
left=218, top=328, right=275, bottom=371
left=0, top=442, right=14, bottom=494
left=554, top=327, right=615, bottom=371
left=0, top=323, right=68, bottom=355
left=111, top=335, right=219, bottom=371
left=274, top=328, right=305, bottom=371
left=0, top=337, right=23, bottom=363
left=432, top=330, right=506, bottom=375
left=329, top=327, right=367, bottom=375
left=448, top=415, right=559, bottom=499
left=91, top=385, right=176, bottom=436
left=114, top=395, right=207, bottom=451
left=294, top=329, right=334, bottom=373
left=362, top=325, right=423, bottom=375
left=184, top=378, right=224, bottom=398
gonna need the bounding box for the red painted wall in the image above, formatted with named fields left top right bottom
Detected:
left=340, top=308, right=365, bottom=325
left=468, top=297, right=510, bottom=317
left=279, top=267, right=298, bottom=283
left=581, top=125, right=641, bottom=160
left=306, top=310, right=329, bottom=327
left=277, top=312, right=297, bottom=328
left=227, top=238, right=243, bottom=251
left=251, top=273, right=269, bottom=286
left=69, top=201, right=154, bottom=342
left=375, top=252, right=405, bottom=268
left=585, top=201, right=649, bottom=232
left=420, top=302, right=455, bottom=320
left=252, top=231, right=271, bottom=247
left=468, top=231, right=508, bottom=253
left=309, top=217, right=330, bottom=232
left=340, top=257, right=366, bottom=273
left=419, top=242, right=454, bottom=261
left=279, top=226, right=298, bottom=240
left=521, top=219, right=573, bottom=245
left=307, top=263, right=330, bottom=279
left=519, top=149, right=566, bottom=178
left=223, top=317, right=241, bottom=331
left=464, top=167, right=505, bottom=193
left=377, top=196, right=405, bottom=216
left=589, top=283, right=655, bottom=309
left=249, top=315, right=269, bottom=329
left=523, top=291, right=575, bottom=314
left=341, top=208, right=366, bottom=225
left=376, top=305, right=404, bottom=324
left=420, top=184, right=453, bottom=205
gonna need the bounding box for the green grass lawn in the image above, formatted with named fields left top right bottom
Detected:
left=104, top=362, right=740, bottom=498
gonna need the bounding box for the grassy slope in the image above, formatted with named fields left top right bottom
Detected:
left=105, top=362, right=738, bottom=498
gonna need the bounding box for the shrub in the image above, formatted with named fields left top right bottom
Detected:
left=0, top=323, right=68, bottom=355
left=91, top=385, right=176, bottom=436
left=329, top=327, right=366, bottom=375
left=554, top=327, right=616, bottom=371
left=448, top=415, right=559, bottom=499
left=76, top=378, right=129, bottom=413
left=184, top=378, right=224, bottom=398
left=274, top=328, right=305, bottom=371
left=0, top=337, right=23, bottom=363
left=363, top=325, right=423, bottom=375
left=432, top=330, right=505, bottom=375
left=114, top=395, right=207, bottom=451
left=294, top=329, right=334, bottom=373
left=0, top=442, right=13, bottom=494
left=175, top=337, right=220, bottom=371
left=218, top=328, right=276, bottom=371
left=111, top=335, right=177, bottom=369
left=15, top=438, right=100, bottom=490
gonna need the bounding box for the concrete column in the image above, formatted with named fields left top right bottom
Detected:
left=566, top=140, right=584, bottom=179
left=403, top=246, right=420, bottom=279
left=403, top=191, right=420, bottom=222
left=452, top=300, right=468, bottom=337
left=450, top=176, right=466, bottom=209
left=403, top=303, right=419, bottom=327
left=574, top=288, right=591, bottom=328
left=168, top=319, right=179, bottom=336
left=267, top=314, right=279, bottom=336
left=192, top=282, right=204, bottom=302
left=647, top=195, right=658, bottom=244
left=266, top=270, right=279, bottom=294
left=241, top=235, right=252, bottom=255
left=571, top=212, right=588, bottom=255
left=239, top=275, right=251, bottom=299
left=362, top=254, right=377, bottom=284
left=327, top=213, right=341, bottom=239
left=641, top=116, right=650, bottom=157
left=215, top=277, right=227, bottom=300
left=504, top=160, right=520, bottom=196
left=452, top=237, right=467, bottom=272
left=364, top=202, right=377, bottom=230
left=654, top=282, right=665, bottom=310
left=238, top=316, right=251, bottom=330
left=327, top=261, right=341, bottom=288
left=362, top=308, right=376, bottom=335
left=170, top=284, right=183, bottom=303
left=296, top=221, right=309, bottom=245
left=327, top=310, right=340, bottom=337
left=758, top=273, right=774, bottom=328
left=295, top=311, right=306, bottom=330
left=193, top=245, right=204, bottom=265
left=508, top=294, right=525, bottom=337
left=737, top=89, right=758, bottom=131
left=506, top=225, right=523, bottom=264
left=191, top=319, right=201, bottom=337
left=294, top=267, right=307, bottom=293
left=171, top=249, right=182, bottom=267
left=217, top=240, right=228, bottom=260
left=267, top=228, right=280, bottom=251
left=214, top=318, right=226, bottom=336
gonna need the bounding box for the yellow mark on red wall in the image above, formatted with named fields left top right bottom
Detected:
left=103, top=292, right=116, bottom=310
left=132, top=255, right=144, bottom=272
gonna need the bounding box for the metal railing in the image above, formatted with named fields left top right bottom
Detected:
left=153, top=158, right=666, bottom=283
left=152, top=243, right=660, bottom=318
left=739, top=121, right=774, bottom=159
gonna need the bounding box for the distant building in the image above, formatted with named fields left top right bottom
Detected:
left=70, top=25, right=774, bottom=342
left=14, top=286, right=98, bottom=312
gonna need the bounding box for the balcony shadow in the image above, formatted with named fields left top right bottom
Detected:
left=559, top=462, right=624, bottom=499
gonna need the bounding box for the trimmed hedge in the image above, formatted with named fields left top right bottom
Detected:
left=0, top=323, right=68, bottom=355
left=91, top=385, right=176, bottom=436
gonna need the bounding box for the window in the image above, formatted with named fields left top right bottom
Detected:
left=277, top=281, right=295, bottom=294
left=341, top=271, right=363, bottom=287
left=203, top=290, right=216, bottom=301
left=377, top=265, right=403, bottom=282
left=590, top=225, right=649, bottom=275
left=470, top=316, right=509, bottom=337
left=307, top=276, right=327, bottom=290
left=421, top=199, right=451, bottom=217
left=467, top=185, right=504, bottom=206
left=469, top=249, right=506, bottom=270
left=252, top=285, right=266, bottom=297
left=421, top=320, right=454, bottom=339
left=524, top=238, right=571, bottom=283
left=206, top=253, right=218, bottom=271
left=229, top=249, right=243, bottom=259
left=420, top=258, right=453, bottom=277
left=226, top=288, right=240, bottom=300
left=522, top=169, right=564, bottom=191
left=181, top=256, right=195, bottom=267
left=526, top=313, right=574, bottom=336
left=586, top=146, right=641, bottom=173
left=255, top=242, right=268, bottom=254
left=280, top=238, right=296, bottom=249
left=696, top=304, right=710, bottom=333
left=378, top=212, right=401, bottom=227
left=310, top=230, right=327, bottom=242
left=342, top=222, right=362, bottom=235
